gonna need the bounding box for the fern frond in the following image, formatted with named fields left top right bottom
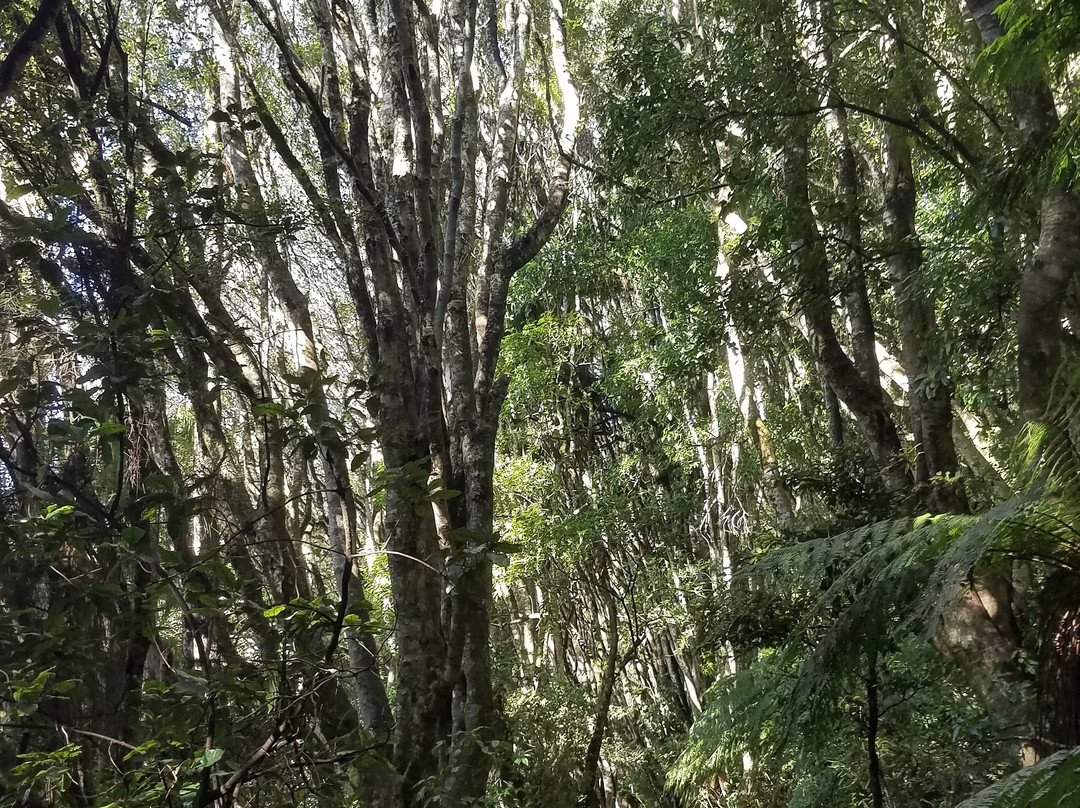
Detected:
left=915, top=492, right=1038, bottom=636
left=748, top=515, right=962, bottom=723
left=668, top=654, right=793, bottom=795
left=955, top=746, right=1080, bottom=808
left=672, top=359, right=1080, bottom=801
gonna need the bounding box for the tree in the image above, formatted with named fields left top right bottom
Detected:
left=0, top=0, right=582, bottom=801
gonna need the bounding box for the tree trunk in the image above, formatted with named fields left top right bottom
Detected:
left=212, top=0, right=578, bottom=800
left=782, top=119, right=910, bottom=495
left=882, top=123, right=967, bottom=514
left=937, top=573, right=1035, bottom=763
left=578, top=587, right=623, bottom=807
left=716, top=230, right=797, bottom=530
left=821, top=35, right=879, bottom=392
left=964, top=0, right=1080, bottom=422
left=866, top=651, right=884, bottom=808
left=213, top=26, right=394, bottom=743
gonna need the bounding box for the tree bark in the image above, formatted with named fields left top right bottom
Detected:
left=819, top=15, right=879, bottom=393
left=578, top=591, right=621, bottom=807
left=0, top=0, right=63, bottom=99
left=964, top=0, right=1080, bottom=422
left=882, top=123, right=967, bottom=514
left=213, top=23, right=394, bottom=742
left=783, top=119, right=910, bottom=495
left=215, top=0, right=578, bottom=800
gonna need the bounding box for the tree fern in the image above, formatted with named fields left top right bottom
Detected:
left=671, top=363, right=1080, bottom=801
left=668, top=650, right=794, bottom=795
left=955, top=746, right=1080, bottom=808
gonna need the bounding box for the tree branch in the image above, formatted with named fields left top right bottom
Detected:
left=0, top=0, right=64, bottom=99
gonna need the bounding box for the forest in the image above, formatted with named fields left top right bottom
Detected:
left=0, top=0, right=1078, bottom=804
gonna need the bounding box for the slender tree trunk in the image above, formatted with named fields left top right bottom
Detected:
left=866, top=651, right=884, bottom=808
left=964, top=0, right=1080, bottom=422
left=213, top=0, right=578, bottom=800
left=822, top=378, right=845, bottom=448
left=717, top=230, right=796, bottom=529
left=576, top=568, right=644, bottom=808
left=782, top=119, right=910, bottom=495
left=821, top=43, right=879, bottom=392
left=578, top=589, right=621, bottom=807
left=213, top=25, right=394, bottom=743
left=882, top=123, right=967, bottom=514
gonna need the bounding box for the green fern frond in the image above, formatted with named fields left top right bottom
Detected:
left=748, top=514, right=959, bottom=717
left=915, top=493, right=1037, bottom=635
left=668, top=654, right=793, bottom=794
left=955, top=746, right=1080, bottom=808
left=672, top=360, right=1080, bottom=800
left=673, top=496, right=1079, bottom=793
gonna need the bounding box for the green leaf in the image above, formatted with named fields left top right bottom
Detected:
left=197, top=748, right=224, bottom=769
left=429, top=487, right=461, bottom=502
left=44, top=504, right=74, bottom=520
left=263, top=604, right=287, bottom=618
left=39, top=296, right=61, bottom=317
left=253, top=401, right=287, bottom=418
left=91, top=421, right=127, bottom=438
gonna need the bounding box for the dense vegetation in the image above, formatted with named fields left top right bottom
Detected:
left=0, top=0, right=1078, bottom=805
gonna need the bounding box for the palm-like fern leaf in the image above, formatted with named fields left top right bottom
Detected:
left=955, top=745, right=1080, bottom=807
left=672, top=364, right=1080, bottom=797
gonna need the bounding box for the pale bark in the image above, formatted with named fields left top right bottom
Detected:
left=748, top=386, right=796, bottom=530
left=882, top=123, right=967, bottom=514
left=213, top=15, right=393, bottom=742
left=937, top=574, right=1034, bottom=760
left=214, top=0, right=579, bottom=799
left=964, top=0, right=1080, bottom=421
left=951, top=409, right=1011, bottom=500
left=717, top=232, right=796, bottom=530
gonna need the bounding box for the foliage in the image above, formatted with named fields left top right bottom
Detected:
left=956, top=746, right=1080, bottom=808
left=2, top=0, right=1079, bottom=803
